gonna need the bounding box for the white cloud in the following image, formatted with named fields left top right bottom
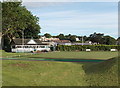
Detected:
left=38, top=10, right=118, bottom=38
left=39, top=10, right=117, bottom=29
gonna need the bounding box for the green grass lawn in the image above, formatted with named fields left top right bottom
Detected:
left=4, top=51, right=118, bottom=60
left=2, top=51, right=119, bottom=86
left=1, top=50, right=31, bottom=58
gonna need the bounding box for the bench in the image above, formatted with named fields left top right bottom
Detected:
left=110, top=49, right=117, bottom=51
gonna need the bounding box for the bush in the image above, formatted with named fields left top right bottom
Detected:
left=56, top=45, right=120, bottom=51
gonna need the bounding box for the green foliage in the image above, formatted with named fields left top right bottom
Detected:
left=117, top=37, right=120, bottom=45
left=2, top=35, right=11, bottom=52
left=44, top=33, right=51, bottom=38
left=57, top=34, right=66, bottom=40
left=103, top=36, right=116, bottom=45
left=55, top=34, right=77, bottom=42
left=56, top=45, right=119, bottom=51
left=2, top=1, right=40, bottom=39
left=2, top=1, right=41, bottom=51
left=69, top=35, right=76, bottom=42
left=87, top=32, right=116, bottom=45
left=88, top=32, right=104, bottom=44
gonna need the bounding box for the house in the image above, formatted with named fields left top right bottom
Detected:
left=44, top=38, right=59, bottom=41
left=11, top=39, right=51, bottom=52
left=39, top=36, right=60, bottom=41
left=39, top=36, right=46, bottom=41
left=76, top=38, right=80, bottom=41
left=85, top=41, right=92, bottom=44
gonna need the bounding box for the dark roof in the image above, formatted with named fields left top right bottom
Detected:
left=11, top=39, right=48, bottom=45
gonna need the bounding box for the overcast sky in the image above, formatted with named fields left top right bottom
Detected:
left=22, top=1, right=118, bottom=38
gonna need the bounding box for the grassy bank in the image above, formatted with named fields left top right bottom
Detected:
left=2, top=51, right=119, bottom=86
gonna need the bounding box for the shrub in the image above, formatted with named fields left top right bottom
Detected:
left=56, top=45, right=120, bottom=51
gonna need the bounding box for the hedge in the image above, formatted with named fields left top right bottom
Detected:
left=56, top=45, right=120, bottom=51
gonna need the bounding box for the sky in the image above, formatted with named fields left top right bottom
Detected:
left=22, top=1, right=118, bottom=38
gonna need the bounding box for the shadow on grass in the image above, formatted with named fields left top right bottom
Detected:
left=81, top=56, right=118, bottom=74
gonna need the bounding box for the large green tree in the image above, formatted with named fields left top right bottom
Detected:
left=87, top=32, right=116, bottom=45
left=2, top=1, right=41, bottom=51
left=103, top=36, right=116, bottom=45
left=88, top=32, right=104, bottom=44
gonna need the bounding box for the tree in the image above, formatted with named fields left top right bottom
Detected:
left=44, top=33, right=51, bottom=38
left=103, top=36, right=116, bottom=45
left=65, top=34, right=71, bottom=40
left=78, top=36, right=87, bottom=42
left=2, top=1, right=41, bottom=51
left=87, top=32, right=116, bottom=45
left=88, top=32, right=104, bottom=44
left=117, top=37, right=120, bottom=45
left=57, top=34, right=65, bottom=40
left=69, top=35, right=76, bottom=42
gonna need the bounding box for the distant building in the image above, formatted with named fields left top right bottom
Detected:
left=76, top=38, right=80, bottom=41
left=39, top=36, right=46, bottom=41
left=52, top=40, right=71, bottom=45
left=11, top=39, right=51, bottom=52
left=39, top=36, right=59, bottom=41
left=85, top=41, right=92, bottom=44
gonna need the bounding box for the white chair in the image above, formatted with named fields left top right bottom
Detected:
left=86, top=49, right=91, bottom=52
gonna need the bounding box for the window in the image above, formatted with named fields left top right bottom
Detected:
left=40, top=46, right=45, bottom=48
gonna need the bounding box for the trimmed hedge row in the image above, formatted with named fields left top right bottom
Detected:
left=56, top=45, right=120, bottom=51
